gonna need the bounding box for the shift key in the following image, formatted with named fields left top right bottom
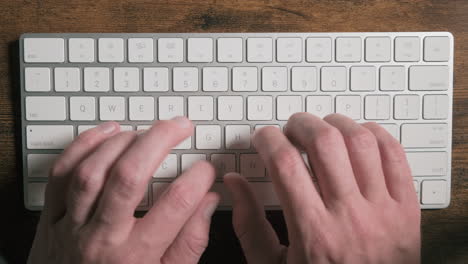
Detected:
left=27, top=125, right=74, bottom=149
left=401, top=123, right=447, bottom=148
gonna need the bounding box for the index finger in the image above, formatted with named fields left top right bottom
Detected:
left=91, top=117, right=194, bottom=232
left=252, top=126, right=326, bottom=231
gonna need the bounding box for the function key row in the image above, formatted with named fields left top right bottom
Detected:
left=24, top=36, right=451, bottom=64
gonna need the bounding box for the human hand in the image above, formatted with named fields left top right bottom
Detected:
left=225, top=113, right=420, bottom=264
left=28, top=117, right=219, bottom=264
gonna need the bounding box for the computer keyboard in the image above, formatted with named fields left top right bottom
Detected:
left=19, top=32, right=453, bottom=211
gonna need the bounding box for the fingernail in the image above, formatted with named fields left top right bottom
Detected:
left=204, top=200, right=219, bottom=220
left=97, top=122, right=117, bottom=134
left=171, top=116, right=190, bottom=128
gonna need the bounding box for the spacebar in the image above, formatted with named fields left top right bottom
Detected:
left=212, top=182, right=279, bottom=206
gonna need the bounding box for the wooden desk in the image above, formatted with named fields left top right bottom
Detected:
left=0, top=0, right=467, bottom=263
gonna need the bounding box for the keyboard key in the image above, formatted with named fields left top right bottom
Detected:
left=196, top=125, right=221, bottom=149
left=99, top=97, right=125, bottom=121
left=306, top=96, right=333, bottom=118
left=128, top=38, right=154, bottom=63
left=401, top=123, right=447, bottom=148
left=335, top=96, right=361, bottom=120
left=291, top=67, right=317, bottom=91
left=114, top=67, right=140, bottom=92
left=84, top=67, right=110, bottom=92
left=78, top=125, right=97, bottom=134
left=365, top=95, right=390, bottom=120
left=24, top=38, right=65, bottom=63
left=262, top=67, right=287, bottom=91
left=174, top=137, right=192, bottom=150
left=409, top=66, right=449, bottom=91
left=173, top=67, right=199, bottom=91
left=406, top=152, right=447, bottom=176
left=69, top=38, right=95, bottom=63
left=25, top=67, right=51, bottom=92
left=188, top=38, right=213, bottom=62
left=98, top=38, right=124, bottom=62
left=27, top=183, right=47, bottom=207
left=421, top=180, right=447, bottom=205
left=217, top=38, right=243, bottom=62
left=158, top=38, right=183, bottom=62
left=276, top=37, right=302, bottom=62
left=70, top=97, right=96, bottom=121
left=380, top=66, right=405, bottom=91
left=424, top=36, right=450, bottom=62
left=129, top=96, right=155, bottom=121
left=255, top=124, right=280, bottom=130
left=143, top=67, right=169, bottom=92
left=394, top=95, right=420, bottom=120
left=247, top=96, right=273, bottom=120
left=233, top=67, right=258, bottom=91
left=27, top=154, right=59, bottom=178
left=395, top=37, right=420, bottom=62
left=378, top=123, right=399, bottom=141
left=181, top=154, right=206, bottom=171
left=26, top=96, right=66, bottom=121
left=365, top=37, right=391, bottom=62
left=350, top=66, right=376, bottom=91
left=26, top=125, right=74, bottom=149
left=336, top=37, right=361, bottom=62
left=188, top=96, right=214, bottom=121
left=158, top=96, right=184, bottom=120
left=276, top=96, right=303, bottom=121
left=153, top=154, right=178, bottom=178
left=321, top=67, right=346, bottom=91
left=306, top=37, right=332, bottom=62
left=211, top=154, right=236, bottom=177
left=218, top=96, right=243, bottom=121
left=225, top=125, right=251, bottom=149
left=240, top=153, right=266, bottom=178
left=203, top=67, right=228, bottom=91
left=247, top=38, right=273, bottom=62
left=55, top=67, right=80, bottom=92
left=423, top=95, right=449, bottom=120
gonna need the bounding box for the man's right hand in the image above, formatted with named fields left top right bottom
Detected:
left=225, top=113, right=421, bottom=264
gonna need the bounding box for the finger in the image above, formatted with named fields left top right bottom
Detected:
left=134, top=161, right=216, bottom=252
left=252, top=126, right=325, bottom=238
left=65, top=131, right=138, bottom=227
left=362, top=122, right=416, bottom=203
left=92, top=117, right=194, bottom=233
left=160, top=192, right=219, bottom=264
left=46, top=122, right=120, bottom=224
left=324, top=114, right=389, bottom=201
left=224, top=173, right=285, bottom=264
left=284, top=113, right=361, bottom=204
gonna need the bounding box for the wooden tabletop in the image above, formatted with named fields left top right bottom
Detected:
left=1, top=0, right=467, bottom=263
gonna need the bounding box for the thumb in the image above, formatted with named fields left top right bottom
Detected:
left=224, top=173, right=286, bottom=264
left=160, top=192, right=219, bottom=264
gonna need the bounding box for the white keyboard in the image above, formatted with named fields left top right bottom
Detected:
left=20, top=32, right=453, bottom=210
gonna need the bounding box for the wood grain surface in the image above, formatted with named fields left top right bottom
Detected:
left=0, top=0, right=467, bottom=263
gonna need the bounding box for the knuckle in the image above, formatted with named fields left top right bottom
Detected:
left=383, top=139, right=406, bottom=163
left=271, top=146, right=302, bottom=175
left=165, top=182, right=195, bottom=212
left=74, top=164, right=100, bottom=193
left=112, top=162, right=142, bottom=192
left=182, top=234, right=209, bottom=257
left=312, top=126, right=343, bottom=149
left=347, top=127, right=377, bottom=150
